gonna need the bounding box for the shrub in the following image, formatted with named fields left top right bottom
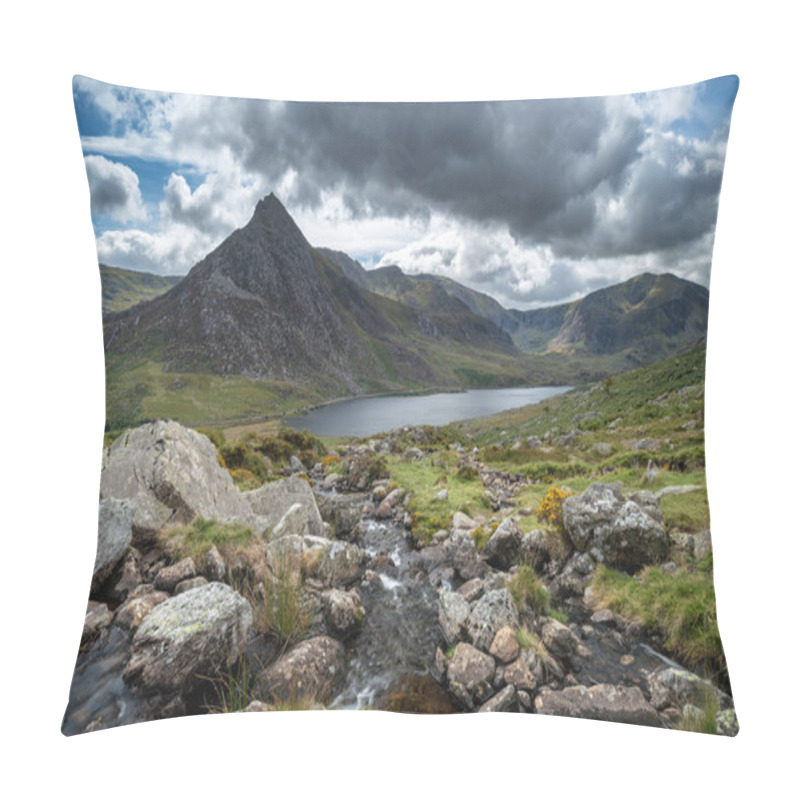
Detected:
left=536, top=486, right=572, bottom=533
left=220, top=443, right=270, bottom=483
left=456, top=463, right=479, bottom=481
left=470, top=525, right=492, bottom=552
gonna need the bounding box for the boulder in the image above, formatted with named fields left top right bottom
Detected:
left=438, top=591, right=471, bottom=647
left=316, top=541, right=367, bottom=587
left=467, top=589, right=520, bottom=652
left=105, top=549, right=142, bottom=603
left=452, top=539, right=487, bottom=581
left=647, top=667, right=733, bottom=712
left=82, top=601, right=112, bottom=646
left=535, top=684, right=662, bottom=727
left=322, top=588, right=365, bottom=637
left=270, top=502, right=312, bottom=541
left=175, top=576, right=208, bottom=595
left=254, top=636, right=345, bottom=704
left=562, top=483, right=669, bottom=572
left=458, top=578, right=485, bottom=603
left=452, top=511, right=477, bottom=534
left=124, top=583, right=252, bottom=694
left=101, top=420, right=250, bottom=538
left=244, top=476, right=326, bottom=539
left=316, top=492, right=367, bottom=539
left=519, top=530, right=550, bottom=571
left=446, top=642, right=496, bottom=709
left=93, top=499, right=133, bottom=591
left=154, top=557, right=197, bottom=592
left=489, top=625, right=520, bottom=663
left=483, top=517, right=521, bottom=571
left=114, top=590, right=169, bottom=631
left=503, top=650, right=540, bottom=691
left=479, top=684, right=517, bottom=713
left=541, top=618, right=581, bottom=662
left=205, top=545, right=227, bottom=582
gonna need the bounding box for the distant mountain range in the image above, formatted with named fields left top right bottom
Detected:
left=101, top=194, right=708, bottom=424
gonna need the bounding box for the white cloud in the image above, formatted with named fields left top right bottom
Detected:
left=84, top=155, right=146, bottom=222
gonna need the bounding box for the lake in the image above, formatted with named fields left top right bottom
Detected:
left=285, top=385, right=572, bottom=437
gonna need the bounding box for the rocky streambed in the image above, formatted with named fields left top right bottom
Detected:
left=63, top=420, right=737, bottom=735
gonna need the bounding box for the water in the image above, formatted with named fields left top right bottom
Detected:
left=286, top=386, right=571, bottom=437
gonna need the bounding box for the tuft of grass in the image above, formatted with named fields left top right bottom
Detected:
left=548, top=609, right=569, bottom=624
left=509, top=564, right=550, bottom=616
left=673, top=688, right=720, bottom=735
left=258, top=549, right=312, bottom=647
left=161, top=517, right=254, bottom=566
left=470, top=524, right=493, bottom=552
left=591, top=564, right=724, bottom=679
left=206, top=658, right=253, bottom=714
left=516, top=627, right=537, bottom=649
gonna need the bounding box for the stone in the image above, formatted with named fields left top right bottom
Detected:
left=205, top=545, right=227, bottom=582
left=289, top=455, right=306, bottom=473
left=647, top=667, right=732, bottom=712
left=322, top=588, right=365, bottom=637
left=82, top=601, right=112, bottom=646
left=590, top=609, right=616, bottom=627
left=541, top=618, right=581, bottom=661
left=244, top=475, right=326, bottom=539
left=114, top=590, right=169, bottom=631
left=316, top=541, right=367, bottom=587
left=467, top=589, right=520, bottom=652
left=479, top=684, right=517, bottom=713
left=694, top=530, right=712, bottom=561
left=124, top=583, right=253, bottom=694
left=385, top=488, right=405, bottom=507
left=154, top=557, right=197, bottom=592
left=435, top=489, right=449, bottom=502
left=592, top=442, right=613, bottom=457
left=562, top=483, right=669, bottom=572
left=175, top=576, right=208, bottom=595
left=101, top=420, right=250, bottom=539
left=375, top=499, right=394, bottom=519
left=483, top=517, right=521, bottom=571
left=438, top=591, right=471, bottom=647
left=446, top=642, right=496, bottom=709
left=535, top=684, right=662, bottom=727
left=254, top=636, right=345, bottom=705
left=452, top=511, right=477, bottom=534
left=503, top=650, right=540, bottom=691
left=489, top=626, right=520, bottom=663
left=105, top=548, right=142, bottom=604
left=93, top=498, right=133, bottom=592
left=458, top=577, right=485, bottom=603
left=323, top=473, right=346, bottom=491
left=452, top=539, right=487, bottom=581
left=270, top=502, right=313, bottom=541
left=316, top=492, right=367, bottom=539
left=633, top=438, right=660, bottom=451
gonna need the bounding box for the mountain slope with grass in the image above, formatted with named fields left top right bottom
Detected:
left=99, top=264, right=183, bottom=315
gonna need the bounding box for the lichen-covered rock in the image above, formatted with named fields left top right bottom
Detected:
left=502, top=649, right=541, bottom=691
left=452, top=511, right=477, bottom=534
left=647, top=666, right=733, bottom=712
left=458, top=577, right=485, bottom=603
left=467, top=589, right=519, bottom=652
left=175, top=576, right=208, bottom=595
left=535, top=684, right=662, bottom=727
left=316, top=541, right=367, bottom=587
left=124, top=583, right=252, bottom=693
left=205, top=545, right=227, bottom=582
left=244, top=476, right=326, bottom=539
left=438, top=591, right=470, bottom=647
left=270, top=502, right=312, bottom=541
left=154, top=557, right=197, bottom=592
left=452, top=539, right=488, bottom=581
left=483, top=517, right=521, bottom=571
left=93, top=499, right=133, bottom=591
left=519, top=530, right=550, bottom=572
left=447, top=642, right=496, bottom=709
left=322, top=588, right=365, bottom=637
left=562, top=483, right=669, bottom=572
left=101, top=420, right=250, bottom=538
left=254, top=636, right=345, bottom=704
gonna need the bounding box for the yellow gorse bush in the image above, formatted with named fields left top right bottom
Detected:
left=536, top=486, right=572, bottom=532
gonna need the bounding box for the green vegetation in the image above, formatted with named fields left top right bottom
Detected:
left=161, top=517, right=254, bottom=566
left=661, top=490, right=710, bottom=533
left=100, top=264, right=182, bottom=315
left=516, top=627, right=537, bottom=650
left=673, top=688, right=720, bottom=735
left=591, top=564, right=724, bottom=680
left=257, top=548, right=312, bottom=647
left=509, top=564, right=550, bottom=615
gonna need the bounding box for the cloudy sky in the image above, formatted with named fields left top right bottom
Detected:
left=74, top=75, right=738, bottom=309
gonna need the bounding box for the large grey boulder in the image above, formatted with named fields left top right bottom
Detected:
left=482, top=517, right=521, bottom=571
left=244, top=476, right=326, bottom=539
left=254, top=636, right=345, bottom=704
left=93, top=498, right=134, bottom=591
left=535, top=684, right=662, bottom=727
left=101, top=420, right=250, bottom=538
left=562, top=483, right=669, bottom=572
left=467, top=589, right=520, bottom=652
left=315, top=492, right=367, bottom=539
left=124, top=582, right=252, bottom=694
left=447, top=642, right=496, bottom=709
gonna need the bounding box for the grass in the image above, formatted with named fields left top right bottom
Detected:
left=591, top=564, right=724, bottom=680
left=257, top=548, right=312, bottom=647
left=673, top=688, right=720, bottom=735
left=161, top=517, right=254, bottom=566
left=509, top=564, right=550, bottom=616
left=661, top=490, right=710, bottom=532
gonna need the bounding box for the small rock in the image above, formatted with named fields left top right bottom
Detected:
left=175, top=576, right=208, bottom=595
left=489, top=626, right=520, bottom=663
left=154, top=557, right=197, bottom=592
left=479, top=684, right=517, bottom=713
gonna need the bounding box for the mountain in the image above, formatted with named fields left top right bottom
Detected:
left=99, top=264, right=183, bottom=315
left=103, top=195, right=524, bottom=406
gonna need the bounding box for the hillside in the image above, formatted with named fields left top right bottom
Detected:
left=99, top=264, right=182, bottom=315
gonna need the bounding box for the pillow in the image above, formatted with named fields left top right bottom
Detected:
left=64, top=74, right=739, bottom=735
